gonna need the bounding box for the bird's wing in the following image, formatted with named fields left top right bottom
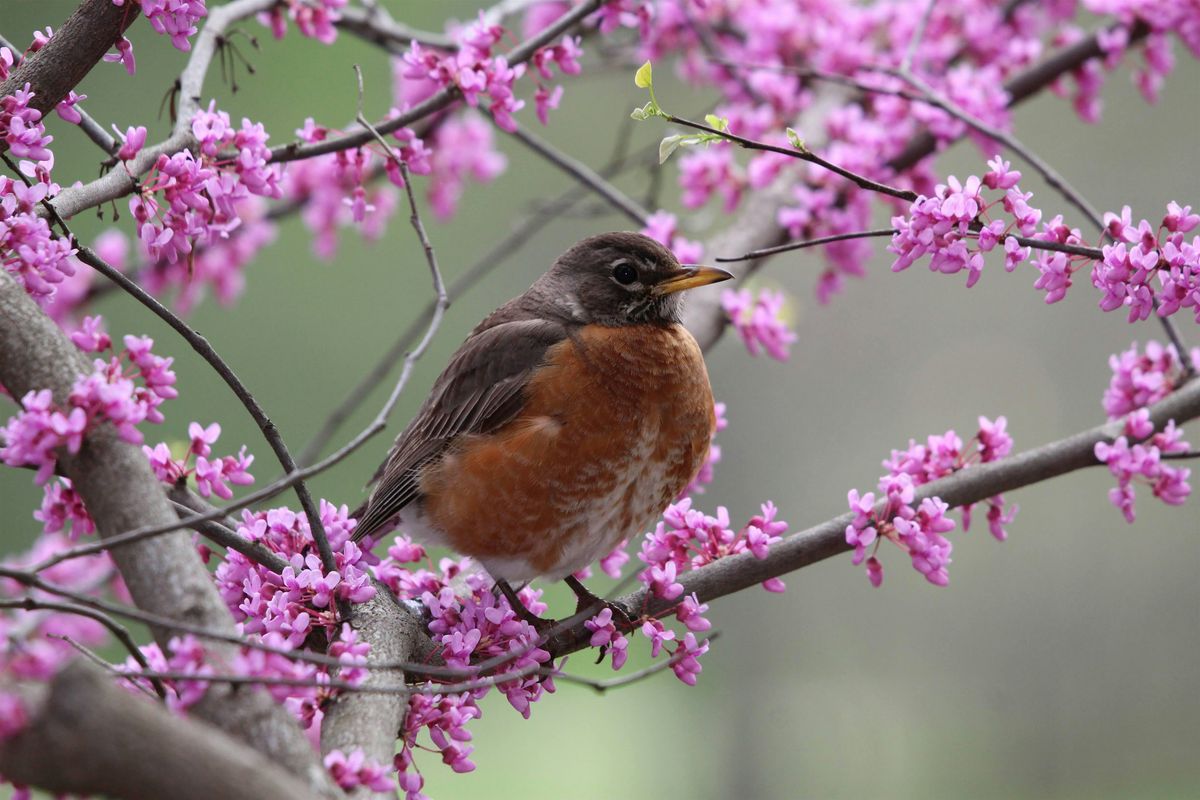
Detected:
left=352, top=317, right=570, bottom=541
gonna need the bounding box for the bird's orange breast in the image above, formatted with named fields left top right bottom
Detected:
left=418, top=323, right=715, bottom=581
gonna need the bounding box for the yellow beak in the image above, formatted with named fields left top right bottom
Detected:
left=652, top=265, right=735, bottom=296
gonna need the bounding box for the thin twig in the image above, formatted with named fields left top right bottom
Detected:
left=554, top=631, right=722, bottom=693
left=0, top=597, right=167, bottom=699
left=504, top=125, right=650, bottom=226
left=900, top=0, right=937, bottom=73
left=715, top=228, right=1104, bottom=263
left=662, top=112, right=918, bottom=202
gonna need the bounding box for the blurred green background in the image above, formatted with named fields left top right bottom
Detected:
left=3, top=2, right=1200, bottom=798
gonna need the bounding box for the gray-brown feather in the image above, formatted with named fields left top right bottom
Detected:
left=352, top=315, right=569, bottom=541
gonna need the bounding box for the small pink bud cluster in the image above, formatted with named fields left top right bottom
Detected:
left=0, top=84, right=53, bottom=166
left=721, top=287, right=797, bottom=361
left=530, top=35, right=583, bottom=124
left=1094, top=203, right=1200, bottom=322
left=845, top=417, right=1015, bottom=587
left=632, top=499, right=785, bottom=680
left=401, top=14, right=527, bottom=131
left=259, top=0, right=347, bottom=44
left=1, top=324, right=177, bottom=484
left=143, top=421, right=254, bottom=500
left=1103, top=340, right=1199, bottom=419
left=34, top=477, right=94, bottom=539
left=324, top=749, right=394, bottom=793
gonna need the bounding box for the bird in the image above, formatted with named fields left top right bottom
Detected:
left=351, top=231, right=732, bottom=628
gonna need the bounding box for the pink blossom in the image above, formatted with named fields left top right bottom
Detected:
left=721, top=288, right=797, bottom=361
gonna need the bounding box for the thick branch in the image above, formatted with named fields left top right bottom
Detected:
left=0, top=269, right=335, bottom=796
left=0, top=0, right=135, bottom=144
left=320, top=589, right=418, bottom=798
left=0, top=663, right=325, bottom=800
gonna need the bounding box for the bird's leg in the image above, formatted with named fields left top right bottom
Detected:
left=495, top=579, right=555, bottom=634
left=564, top=575, right=634, bottom=629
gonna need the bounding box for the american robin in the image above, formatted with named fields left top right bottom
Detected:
left=351, top=231, right=732, bottom=625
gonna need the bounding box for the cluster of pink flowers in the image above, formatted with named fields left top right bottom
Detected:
left=1094, top=340, right=1196, bottom=521
left=628, top=0, right=1189, bottom=304
left=1, top=175, right=76, bottom=305
left=891, top=154, right=1200, bottom=320
left=1094, top=410, right=1191, bottom=522
left=0, top=83, right=53, bottom=167
left=216, top=503, right=375, bottom=648
left=280, top=118, right=405, bottom=258
left=127, top=102, right=281, bottom=264
left=845, top=417, right=1015, bottom=587
left=641, top=499, right=788, bottom=596
left=1104, top=340, right=1200, bottom=418
left=721, top=287, right=797, bottom=361
left=143, top=421, right=254, bottom=500
left=401, top=15, right=527, bottom=132
left=259, top=0, right=347, bottom=45
left=889, top=156, right=1040, bottom=290
left=1094, top=203, right=1200, bottom=322
left=1, top=322, right=177, bottom=483
left=115, top=0, right=207, bottom=52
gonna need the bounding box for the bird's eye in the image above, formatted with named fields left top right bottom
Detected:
left=612, top=262, right=639, bottom=285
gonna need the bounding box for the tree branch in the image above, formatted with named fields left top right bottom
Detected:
left=543, top=376, right=1200, bottom=659
left=0, top=0, right=135, bottom=145
left=0, top=269, right=336, bottom=796
left=0, top=663, right=326, bottom=800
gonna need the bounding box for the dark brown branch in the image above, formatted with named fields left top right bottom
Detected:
left=0, top=663, right=326, bottom=800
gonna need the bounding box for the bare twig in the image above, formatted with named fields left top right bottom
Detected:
left=661, top=111, right=917, bottom=202
left=505, top=125, right=651, bottom=225
left=0, top=597, right=167, bottom=699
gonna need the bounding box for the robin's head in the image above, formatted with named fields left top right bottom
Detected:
left=532, top=232, right=734, bottom=326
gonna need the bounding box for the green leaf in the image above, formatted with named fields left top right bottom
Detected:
left=786, top=127, right=807, bottom=152
left=658, top=134, right=686, bottom=164
left=704, top=113, right=730, bottom=132
left=630, top=101, right=659, bottom=121
left=634, top=61, right=654, bottom=89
